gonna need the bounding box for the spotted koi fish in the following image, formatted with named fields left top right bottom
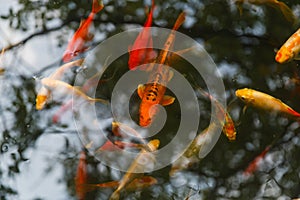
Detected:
left=138, top=12, right=186, bottom=127
left=276, top=28, right=300, bottom=63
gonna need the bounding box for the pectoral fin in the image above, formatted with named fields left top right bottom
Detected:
left=137, top=84, right=146, bottom=99
left=168, top=71, right=174, bottom=82
left=161, top=95, right=175, bottom=106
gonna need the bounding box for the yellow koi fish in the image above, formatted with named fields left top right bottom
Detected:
left=41, top=78, right=107, bottom=104
left=36, top=58, right=85, bottom=110
left=275, top=28, right=300, bottom=64
left=235, top=88, right=300, bottom=118
left=109, top=139, right=159, bottom=200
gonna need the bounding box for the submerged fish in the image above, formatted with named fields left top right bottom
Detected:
left=78, top=176, right=157, bottom=193
left=138, top=12, right=186, bottom=127
left=243, top=145, right=271, bottom=176
left=170, top=121, right=222, bottom=176
left=128, top=0, right=157, bottom=71
left=62, top=0, right=104, bottom=62
left=235, top=0, right=295, bottom=24
left=275, top=28, right=300, bottom=64
left=235, top=88, right=300, bottom=119
left=41, top=78, right=108, bottom=104
left=109, top=139, right=160, bottom=200
left=75, top=151, right=87, bottom=200
left=36, top=58, right=84, bottom=110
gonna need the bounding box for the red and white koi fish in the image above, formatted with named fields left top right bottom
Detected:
left=138, top=12, right=186, bottom=127
left=109, top=139, right=159, bottom=200
left=235, top=88, right=300, bottom=119
left=275, top=28, right=300, bottom=64
left=75, top=151, right=87, bottom=200
left=128, top=0, right=157, bottom=71
left=36, top=58, right=85, bottom=110
left=62, top=0, right=104, bottom=62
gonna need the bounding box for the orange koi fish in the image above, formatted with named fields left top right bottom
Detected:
left=41, top=78, right=108, bottom=104
left=196, top=88, right=236, bottom=141
left=62, top=0, right=104, bottom=62
left=78, top=176, right=157, bottom=194
left=170, top=121, right=221, bottom=176
left=109, top=139, right=159, bottom=200
left=75, top=151, right=87, bottom=200
left=235, top=0, right=295, bottom=24
left=235, top=88, right=300, bottom=119
left=128, top=0, right=157, bottom=71
left=243, top=145, right=270, bottom=176
left=138, top=12, right=186, bottom=127
left=36, top=59, right=84, bottom=110
left=275, top=28, right=300, bottom=63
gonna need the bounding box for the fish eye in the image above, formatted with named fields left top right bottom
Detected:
left=241, top=96, right=246, bottom=100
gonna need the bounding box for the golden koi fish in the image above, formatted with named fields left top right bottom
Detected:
left=276, top=28, right=300, bottom=64
left=235, top=88, right=300, bottom=118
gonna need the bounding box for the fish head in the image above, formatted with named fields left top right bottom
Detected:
left=139, top=102, right=158, bottom=127
left=275, top=48, right=293, bottom=63
left=36, top=95, right=48, bottom=110
left=235, top=88, right=254, bottom=104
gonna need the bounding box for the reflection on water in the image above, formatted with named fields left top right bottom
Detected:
left=1, top=0, right=300, bottom=199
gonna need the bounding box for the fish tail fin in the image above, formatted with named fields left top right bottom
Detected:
left=287, top=107, right=300, bottom=118
left=144, top=0, right=155, bottom=27
left=92, top=0, right=104, bottom=14
left=90, top=97, right=108, bottom=104
left=172, top=12, right=186, bottom=31
left=109, top=191, right=120, bottom=200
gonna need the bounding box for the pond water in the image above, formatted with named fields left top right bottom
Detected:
left=0, top=0, right=300, bottom=199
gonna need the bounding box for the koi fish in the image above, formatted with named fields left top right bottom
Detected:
left=138, top=12, right=186, bottom=127
left=128, top=0, right=157, bottom=71
left=235, top=88, right=300, bottom=119
left=196, top=88, right=236, bottom=141
left=170, top=121, right=222, bottom=176
left=62, top=0, right=104, bottom=62
left=235, top=0, right=295, bottom=24
left=52, top=66, right=116, bottom=123
left=111, top=121, right=150, bottom=150
left=75, top=151, right=87, bottom=200
left=243, top=145, right=271, bottom=176
left=78, top=176, right=157, bottom=193
left=275, top=28, right=300, bottom=64
left=109, top=139, right=160, bottom=200
left=36, top=58, right=85, bottom=110
left=41, top=78, right=108, bottom=104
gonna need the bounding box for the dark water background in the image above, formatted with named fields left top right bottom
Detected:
left=0, top=0, right=300, bottom=199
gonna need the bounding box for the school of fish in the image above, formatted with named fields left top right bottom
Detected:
left=23, top=0, right=300, bottom=199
